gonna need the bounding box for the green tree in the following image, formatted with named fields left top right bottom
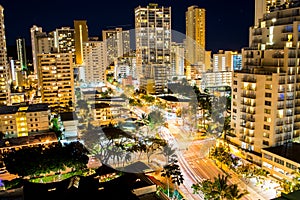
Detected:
left=3, top=142, right=89, bottom=178
left=148, top=110, right=165, bottom=131
left=161, top=160, right=184, bottom=198
left=192, top=174, right=248, bottom=200
left=161, top=144, right=177, bottom=165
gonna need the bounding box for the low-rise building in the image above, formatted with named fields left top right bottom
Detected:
left=59, top=112, right=78, bottom=141
left=90, top=103, right=122, bottom=126
left=0, top=132, right=58, bottom=154
left=0, top=103, right=50, bottom=138
left=262, top=143, right=300, bottom=181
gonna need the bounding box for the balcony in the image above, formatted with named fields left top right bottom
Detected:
left=241, top=101, right=256, bottom=107
left=276, top=121, right=284, bottom=126
left=245, top=53, right=254, bottom=58
left=279, top=80, right=286, bottom=84
left=253, top=29, right=262, bottom=36
left=295, top=118, right=300, bottom=122
left=245, top=140, right=254, bottom=145
left=242, top=124, right=255, bottom=130
left=242, top=77, right=257, bottom=83
left=277, top=104, right=284, bottom=109
left=241, top=93, right=256, bottom=99
left=240, top=108, right=256, bottom=115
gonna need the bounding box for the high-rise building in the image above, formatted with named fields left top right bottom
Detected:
left=0, top=5, right=10, bottom=105
left=254, top=0, right=290, bottom=26
left=102, top=27, right=130, bottom=65
left=81, top=41, right=107, bottom=84
left=74, top=20, right=89, bottom=65
left=54, top=27, right=75, bottom=62
left=9, top=58, right=26, bottom=88
left=37, top=53, right=74, bottom=109
left=36, top=32, right=55, bottom=54
left=230, top=1, right=300, bottom=165
left=135, top=3, right=171, bottom=93
left=30, top=25, right=44, bottom=76
left=185, top=5, right=206, bottom=66
left=199, top=50, right=232, bottom=93
left=16, top=38, right=27, bottom=70
left=171, top=42, right=185, bottom=78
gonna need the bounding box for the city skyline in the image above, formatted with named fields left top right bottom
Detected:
left=0, top=0, right=254, bottom=53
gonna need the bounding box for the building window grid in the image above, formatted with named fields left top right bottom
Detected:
left=274, top=157, right=284, bottom=166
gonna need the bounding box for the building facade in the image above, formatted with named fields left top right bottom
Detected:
left=135, top=3, right=171, bottom=93
left=54, top=27, right=76, bottom=62
left=74, top=20, right=89, bottom=65
left=0, top=5, right=10, bottom=105
left=185, top=5, right=206, bottom=66
left=0, top=103, right=50, bottom=138
left=81, top=41, right=107, bottom=84
left=37, top=53, right=75, bottom=109
left=230, top=1, right=300, bottom=164
left=16, top=38, right=27, bottom=71
left=102, top=27, right=131, bottom=65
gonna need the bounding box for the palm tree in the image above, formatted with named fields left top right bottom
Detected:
left=227, top=184, right=249, bottom=200
left=161, top=144, right=177, bottom=164
left=222, top=116, right=234, bottom=147
left=161, top=160, right=184, bottom=198
left=277, top=167, right=300, bottom=194
left=137, top=113, right=150, bottom=135
left=197, top=93, right=212, bottom=133
left=214, top=174, right=231, bottom=198
left=192, top=174, right=248, bottom=200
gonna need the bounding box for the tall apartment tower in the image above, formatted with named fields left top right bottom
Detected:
left=37, top=53, right=74, bottom=109
left=16, top=38, right=27, bottom=70
left=81, top=41, right=107, bottom=84
left=171, top=42, right=185, bottom=77
left=54, top=27, right=76, bottom=62
left=254, top=0, right=291, bottom=26
left=185, top=5, right=206, bottom=66
left=135, top=3, right=171, bottom=94
left=230, top=1, right=300, bottom=164
left=0, top=5, right=10, bottom=105
left=74, top=20, right=89, bottom=65
left=102, top=27, right=130, bottom=65
left=30, top=25, right=44, bottom=76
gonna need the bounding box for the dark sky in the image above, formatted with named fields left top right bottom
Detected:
left=0, top=0, right=254, bottom=54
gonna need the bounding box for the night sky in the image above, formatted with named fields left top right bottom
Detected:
left=0, top=0, right=254, bottom=55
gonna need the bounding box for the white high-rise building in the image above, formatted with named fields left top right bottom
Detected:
left=54, top=27, right=76, bottom=62
left=230, top=1, right=300, bottom=166
left=0, top=5, right=10, bottom=105
left=254, top=0, right=289, bottom=26
left=135, top=3, right=171, bottom=94
left=171, top=42, right=185, bottom=78
left=102, top=27, right=130, bottom=65
left=81, top=41, right=107, bottom=84
left=30, top=25, right=44, bottom=76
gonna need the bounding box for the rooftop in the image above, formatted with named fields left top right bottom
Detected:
left=59, top=112, right=78, bottom=121
left=0, top=132, right=58, bottom=149
left=0, top=103, right=49, bottom=115
left=262, top=143, right=300, bottom=164
left=158, top=95, right=190, bottom=102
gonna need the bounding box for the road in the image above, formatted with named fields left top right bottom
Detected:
left=130, top=107, right=277, bottom=200
left=164, top=120, right=269, bottom=200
